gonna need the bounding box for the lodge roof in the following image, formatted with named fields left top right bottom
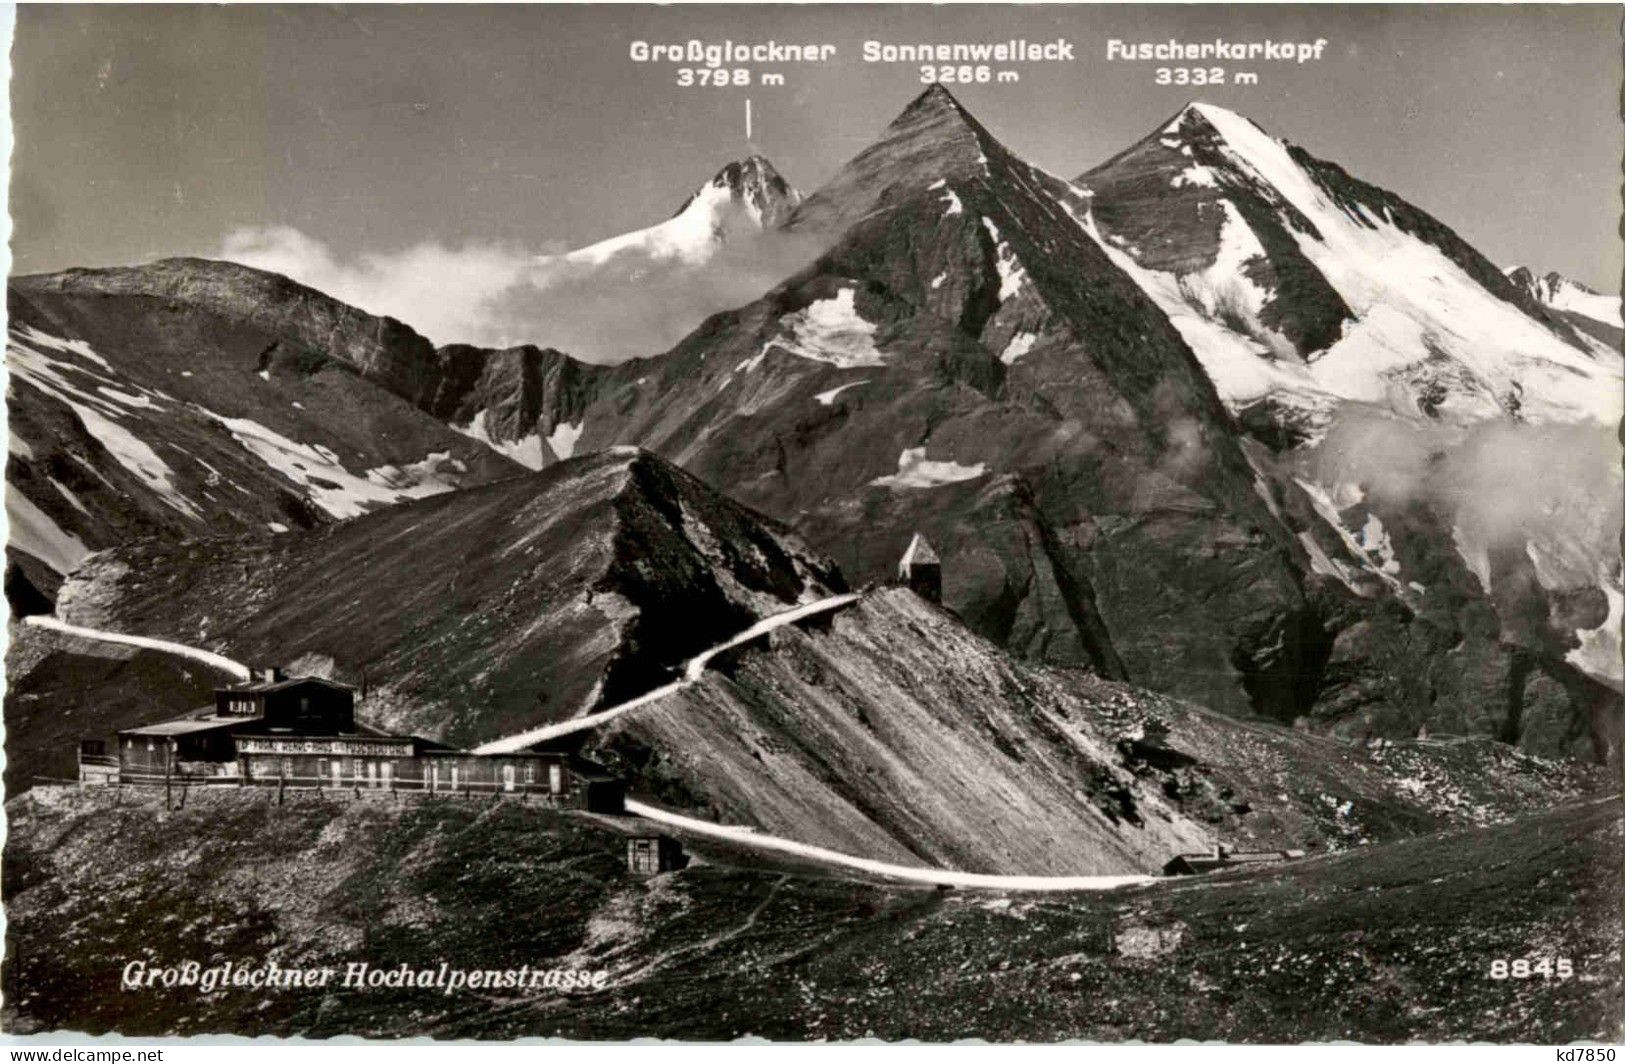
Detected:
left=119, top=700, right=385, bottom=740
left=228, top=675, right=357, bottom=695
left=119, top=716, right=247, bottom=738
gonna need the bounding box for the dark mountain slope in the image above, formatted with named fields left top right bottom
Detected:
left=51, top=449, right=843, bottom=748
left=585, top=585, right=1607, bottom=874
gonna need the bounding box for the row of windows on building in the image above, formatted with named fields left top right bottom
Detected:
left=268, top=757, right=565, bottom=792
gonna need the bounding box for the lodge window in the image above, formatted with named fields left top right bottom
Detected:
left=145, top=739, right=154, bottom=752
left=524, top=763, right=535, bottom=784
left=281, top=757, right=292, bottom=777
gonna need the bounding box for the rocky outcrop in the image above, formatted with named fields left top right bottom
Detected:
left=13, top=258, right=444, bottom=404
left=422, top=343, right=630, bottom=465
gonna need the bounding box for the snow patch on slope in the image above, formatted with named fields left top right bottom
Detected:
left=23, top=614, right=251, bottom=682
left=871, top=448, right=987, bottom=489
left=1508, top=267, right=1623, bottom=330
left=814, top=380, right=869, bottom=406
left=1000, top=332, right=1038, bottom=365
left=981, top=218, right=1028, bottom=302
left=6, top=484, right=90, bottom=573
left=453, top=410, right=547, bottom=470
left=1171, top=164, right=1218, bottom=188
left=547, top=419, right=585, bottom=461
left=763, top=288, right=887, bottom=368
left=8, top=327, right=200, bottom=519
left=201, top=413, right=458, bottom=519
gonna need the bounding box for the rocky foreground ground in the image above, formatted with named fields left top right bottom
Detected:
left=4, top=786, right=1618, bottom=1042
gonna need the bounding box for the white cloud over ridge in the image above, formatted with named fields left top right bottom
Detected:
left=216, top=222, right=823, bottom=363
left=218, top=225, right=540, bottom=353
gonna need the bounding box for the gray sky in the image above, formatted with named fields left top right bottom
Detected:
left=13, top=4, right=1621, bottom=303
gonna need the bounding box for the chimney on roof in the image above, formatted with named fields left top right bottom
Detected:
left=259, top=666, right=285, bottom=683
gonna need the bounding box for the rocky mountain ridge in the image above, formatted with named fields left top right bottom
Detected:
left=11, top=88, right=1619, bottom=760
left=1504, top=264, right=1621, bottom=351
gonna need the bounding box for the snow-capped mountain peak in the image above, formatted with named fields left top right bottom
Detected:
left=1082, top=102, right=1623, bottom=436
left=1505, top=264, right=1622, bottom=333
left=684, top=154, right=802, bottom=229
left=555, top=155, right=801, bottom=267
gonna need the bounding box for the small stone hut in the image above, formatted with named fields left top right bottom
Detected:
left=898, top=533, right=942, bottom=603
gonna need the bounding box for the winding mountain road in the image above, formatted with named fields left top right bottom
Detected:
left=472, top=591, right=864, bottom=754
left=22, top=614, right=253, bottom=682
left=625, top=798, right=1158, bottom=892
left=29, top=596, right=1159, bottom=890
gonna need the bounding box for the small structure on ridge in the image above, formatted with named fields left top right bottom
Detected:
left=898, top=532, right=942, bottom=603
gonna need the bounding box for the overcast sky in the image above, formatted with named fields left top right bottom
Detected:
left=12, top=4, right=1621, bottom=338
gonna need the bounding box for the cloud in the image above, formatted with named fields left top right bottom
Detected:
left=1302, top=408, right=1623, bottom=594
left=218, top=225, right=536, bottom=352
left=215, top=223, right=826, bottom=363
